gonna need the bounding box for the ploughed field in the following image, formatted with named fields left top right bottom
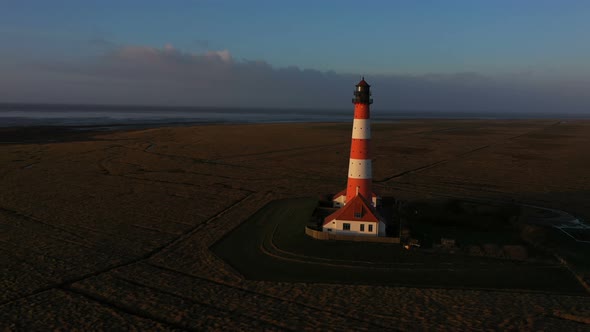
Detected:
left=1, top=120, right=590, bottom=330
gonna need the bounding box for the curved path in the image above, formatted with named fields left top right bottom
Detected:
left=212, top=198, right=585, bottom=294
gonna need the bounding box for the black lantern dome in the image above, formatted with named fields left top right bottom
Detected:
left=352, top=77, right=373, bottom=104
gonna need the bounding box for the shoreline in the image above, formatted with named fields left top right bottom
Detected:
left=0, top=118, right=584, bottom=145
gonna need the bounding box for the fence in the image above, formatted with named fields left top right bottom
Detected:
left=305, top=227, right=400, bottom=244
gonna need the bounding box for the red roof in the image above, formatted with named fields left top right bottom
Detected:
left=356, top=78, right=370, bottom=87
left=324, top=193, right=380, bottom=225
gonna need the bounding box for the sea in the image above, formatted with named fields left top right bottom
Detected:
left=0, top=103, right=587, bottom=128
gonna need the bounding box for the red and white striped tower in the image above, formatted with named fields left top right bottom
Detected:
left=346, top=77, right=373, bottom=203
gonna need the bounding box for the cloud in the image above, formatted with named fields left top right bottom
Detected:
left=3, top=44, right=590, bottom=113
left=204, top=49, right=231, bottom=62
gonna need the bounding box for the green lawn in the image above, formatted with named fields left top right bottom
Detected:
left=211, top=198, right=585, bottom=293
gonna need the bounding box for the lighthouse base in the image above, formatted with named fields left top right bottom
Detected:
left=331, top=189, right=380, bottom=208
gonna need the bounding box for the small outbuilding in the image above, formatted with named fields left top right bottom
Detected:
left=332, top=189, right=379, bottom=208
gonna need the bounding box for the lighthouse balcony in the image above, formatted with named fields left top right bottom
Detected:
left=352, top=98, right=373, bottom=104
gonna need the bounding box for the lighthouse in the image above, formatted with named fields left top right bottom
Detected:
left=324, top=78, right=386, bottom=237
left=346, top=77, right=374, bottom=203
left=332, top=77, right=378, bottom=208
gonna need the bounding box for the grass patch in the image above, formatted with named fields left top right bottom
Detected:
left=402, top=199, right=523, bottom=247
left=211, top=198, right=585, bottom=293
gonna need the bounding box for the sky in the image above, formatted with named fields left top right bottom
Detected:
left=1, top=0, right=589, bottom=112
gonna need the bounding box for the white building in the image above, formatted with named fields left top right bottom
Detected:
left=323, top=193, right=386, bottom=236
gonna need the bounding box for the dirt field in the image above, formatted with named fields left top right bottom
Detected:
left=1, top=119, right=590, bottom=330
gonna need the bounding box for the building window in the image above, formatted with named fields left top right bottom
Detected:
left=343, top=223, right=351, bottom=231
left=368, top=224, right=373, bottom=232
left=354, top=212, right=362, bottom=219
left=360, top=224, right=365, bottom=232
